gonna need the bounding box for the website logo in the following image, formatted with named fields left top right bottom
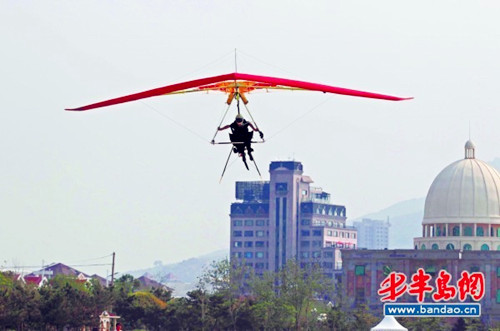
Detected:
left=378, top=268, right=484, bottom=317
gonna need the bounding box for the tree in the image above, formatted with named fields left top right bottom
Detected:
left=113, top=274, right=140, bottom=295
left=278, top=260, right=332, bottom=330
left=150, top=286, right=172, bottom=303
left=39, top=275, right=94, bottom=330
left=198, top=259, right=252, bottom=330
left=130, top=291, right=168, bottom=331
left=88, top=279, right=114, bottom=326
left=349, top=304, right=379, bottom=330
left=112, top=274, right=173, bottom=330
left=400, top=316, right=449, bottom=331
left=463, top=317, right=487, bottom=331
left=249, top=270, right=294, bottom=330
left=0, top=272, right=41, bottom=330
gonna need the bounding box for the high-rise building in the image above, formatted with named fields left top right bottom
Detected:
left=353, top=218, right=390, bottom=249
left=230, top=161, right=357, bottom=276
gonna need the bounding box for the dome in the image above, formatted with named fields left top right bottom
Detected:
left=465, top=140, right=476, bottom=149
left=423, top=141, right=500, bottom=223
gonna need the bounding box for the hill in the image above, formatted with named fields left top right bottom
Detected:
left=125, top=249, right=228, bottom=296
left=349, top=198, right=424, bottom=248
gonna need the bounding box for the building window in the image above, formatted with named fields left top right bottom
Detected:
left=497, top=290, right=500, bottom=304
left=233, top=241, right=242, bottom=247
left=301, top=230, right=310, bottom=237
left=256, top=219, right=266, bottom=226
left=244, top=252, right=253, bottom=259
left=255, top=241, right=265, bottom=247
left=256, top=252, right=264, bottom=258
left=355, top=288, right=366, bottom=305
left=245, top=220, right=254, bottom=226
left=275, top=182, right=288, bottom=192
left=463, top=244, right=472, bottom=250
left=355, top=265, right=365, bottom=276
left=233, top=231, right=242, bottom=237
left=255, top=262, right=265, bottom=268
left=341, top=232, right=345, bottom=238
left=312, top=251, right=321, bottom=258
left=421, top=244, right=426, bottom=250
left=301, top=241, right=310, bottom=248
left=323, top=262, right=333, bottom=268
left=481, top=244, right=490, bottom=251
left=477, top=227, right=484, bottom=237
left=324, top=251, right=333, bottom=258
left=333, top=231, right=338, bottom=237
left=470, top=266, right=480, bottom=273
left=233, top=220, right=242, bottom=226
left=244, top=241, right=253, bottom=248
left=301, top=252, right=309, bottom=258
left=432, top=244, right=439, bottom=250
left=497, top=266, right=500, bottom=277
left=313, top=230, right=322, bottom=236
left=425, top=266, right=436, bottom=277
left=244, top=231, right=254, bottom=237
left=312, top=241, right=322, bottom=247
left=353, top=233, right=356, bottom=239
left=452, top=226, right=460, bottom=236
left=301, top=219, right=310, bottom=226
left=256, top=230, right=265, bottom=237
left=233, top=252, right=242, bottom=258
left=446, top=243, right=455, bottom=250
left=464, top=227, right=473, bottom=236
left=327, top=230, right=333, bottom=236
left=346, top=233, right=350, bottom=239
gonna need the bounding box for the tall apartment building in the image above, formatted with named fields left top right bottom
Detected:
left=352, top=218, right=390, bottom=249
left=230, top=161, right=357, bottom=277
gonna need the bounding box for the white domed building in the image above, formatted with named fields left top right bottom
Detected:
left=414, top=140, right=500, bottom=251
left=343, top=141, right=500, bottom=322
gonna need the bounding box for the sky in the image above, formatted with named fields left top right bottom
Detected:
left=1, top=1, right=500, bottom=277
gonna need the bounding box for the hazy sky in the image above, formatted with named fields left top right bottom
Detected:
left=1, top=1, right=500, bottom=277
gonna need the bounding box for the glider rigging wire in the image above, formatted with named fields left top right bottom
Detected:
left=140, top=101, right=209, bottom=143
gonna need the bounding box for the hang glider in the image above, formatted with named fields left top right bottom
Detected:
left=65, top=72, right=412, bottom=111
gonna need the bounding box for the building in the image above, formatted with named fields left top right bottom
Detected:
left=353, top=218, right=390, bottom=249
left=23, top=275, right=48, bottom=288
left=342, top=141, right=500, bottom=323
left=230, top=161, right=357, bottom=276
left=136, top=274, right=173, bottom=292
left=414, top=140, right=500, bottom=251
left=28, top=262, right=107, bottom=286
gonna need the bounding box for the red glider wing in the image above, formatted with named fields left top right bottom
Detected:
left=66, top=72, right=412, bottom=111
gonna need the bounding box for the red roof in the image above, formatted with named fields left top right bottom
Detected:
left=24, top=275, right=45, bottom=286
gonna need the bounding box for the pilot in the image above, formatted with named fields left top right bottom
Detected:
left=218, top=114, right=263, bottom=161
